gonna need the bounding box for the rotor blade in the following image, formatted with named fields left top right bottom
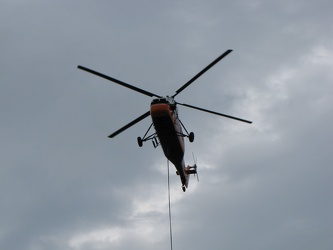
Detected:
left=172, top=50, right=233, bottom=98
left=108, top=111, right=150, bottom=138
left=177, top=102, right=252, bottom=124
left=78, top=65, right=161, bottom=98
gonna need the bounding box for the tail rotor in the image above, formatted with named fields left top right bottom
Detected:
left=192, top=153, right=199, bottom=182
left=186, top=153, right=199, bottom=182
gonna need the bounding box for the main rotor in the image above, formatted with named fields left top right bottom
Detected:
left=77, top=49, right=252, bottom=138
left=78, top=50, right=233, bottom=99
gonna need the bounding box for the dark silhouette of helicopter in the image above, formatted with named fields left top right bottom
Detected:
left=78, top=49, right=252, bottom=192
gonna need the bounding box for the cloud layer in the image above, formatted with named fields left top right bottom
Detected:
left=1, top=1, right=332, bottom=249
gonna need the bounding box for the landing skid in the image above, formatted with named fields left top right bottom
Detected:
left=137, top=123, right=159, bottom=148
left=137, top=119, right=194, bottom=148
left=178, top=118, right=194, bottom=142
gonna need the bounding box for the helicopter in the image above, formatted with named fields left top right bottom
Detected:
left=78, top=49, right=252, bottom=192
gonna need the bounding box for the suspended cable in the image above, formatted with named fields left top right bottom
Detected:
left=167, top=160, right=173, bottom=250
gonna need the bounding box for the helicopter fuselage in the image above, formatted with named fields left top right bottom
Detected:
left=150, top=97, right=189, bottom=189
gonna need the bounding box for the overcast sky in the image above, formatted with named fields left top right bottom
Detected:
left=1, top=1, right=333, bottom=249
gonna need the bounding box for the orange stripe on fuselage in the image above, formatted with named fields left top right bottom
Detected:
left=150, top=103, right=171, bottom=118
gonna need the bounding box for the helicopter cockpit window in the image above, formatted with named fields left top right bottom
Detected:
left=152, top=98, right=168, bottom=104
